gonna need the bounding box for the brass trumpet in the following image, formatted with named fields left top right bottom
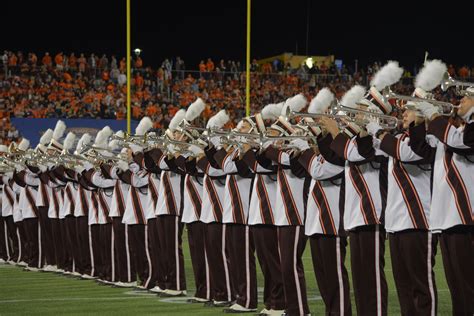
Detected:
left=289, top=111, right=349, bottom=129
left=382, top=87, right=458, bottom=115
left=441, top=72, right=474, bottom=97
left=335, top=103, right=400, bottom=129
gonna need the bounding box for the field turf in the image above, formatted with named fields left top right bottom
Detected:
left=0, top=232, right=452, bottom=315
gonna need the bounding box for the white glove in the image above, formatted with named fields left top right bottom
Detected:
left=290, top=139, right=310, bottom=151
left=188, top=144, right=204, bottom=155
left=209, top=136, right=221, bottom=148
left=117, top=160, right=129, bottom=172
left=167, top=144, right=176, bottom=154
left=4, top=171, right=13, bottom=179
left=416, top=101, right=438, bottom=119
left=129, top=162, right=140, bottom=173
left=234, top=136, right=247, bottom=143
left=365, top=122, right=383, bottom=137
left=15, top=163, right=25, bottom=171
left=38, top=164, right=47, bottom=172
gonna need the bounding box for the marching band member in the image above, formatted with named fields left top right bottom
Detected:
left=73, top=133, right=95, bottom=278
left=365, top=61, right=438, bottom=316
left=101, top=145, right=136, bottom=287
left=297, top=89, right=352, bottom=315
left=80, top=127, right=113, bottom=279
left=13, top=139, right=45, bottom=271
left=197, top=140, right=233, bottom=306
left=321, top=86, right=388, bottom=316
left=43, top=121, right=69, bottom=273
left=262, top=94, right=311, bottom=316
left=407, top=67, right=474, bottom=315
left=33, top=129, right=56, bottom=271
left=241, top=114, right=286, bottom=315
left=212, top=110, right=259, bottom=313
left=0, top=145, right=10, bottom=263
left=154, top=109, right=189, bottom=296
left=56, top=133, right=83, bottom=277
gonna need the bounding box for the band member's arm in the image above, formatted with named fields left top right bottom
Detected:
left=380, top=134, right=424, bottom=162
left=428, top=116, right=471, bottom=149
left=463, top=121, right=474, bottom=147
left=12, top=170, right=27, bottom=187
left=317, top=133, right=345, bottom=166
left=214, top=148, right=238, bottom=173
left=91, top=169, right=116, bottom=188
left=330, top=133, right=366, bottom=162
left=23, top=169, right=41, bottom=186
left=408, top=122, right=437, bottom=163
left=264, top=146, right=290, bottom=166
left=143, top=148, right=163, bottom=173
left=299, top=149, right=344, bottom=180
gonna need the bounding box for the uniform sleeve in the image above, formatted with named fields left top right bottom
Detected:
left=215, top=148, right=238, bottom=174
left=129, top=169, right=149, bottom=187
left=428, top=116, right=470, bottom=149
left=408, top=123, right=437, bottom=163
left=380, top=134, right=424, bottom=162
left=298, top=149, right=344, bottom=180
left=264, top=146, right=291, bottom=166
left=24, top=170, right=41, bottom=186
left=463, top=122, right=474, bottom=147
left=317, top=134, right=345, bottom=166
left=91, top=170, right=116, bottom=188
left=330, top=133, right=366, bottom=162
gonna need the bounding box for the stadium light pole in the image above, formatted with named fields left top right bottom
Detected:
left=245, top=0, right=251, bottom=117
left=126, top=0, right=131, bottom=134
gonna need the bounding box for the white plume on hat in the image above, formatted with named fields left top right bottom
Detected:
left=206, top=110, right=230, bottom=129
left=341, top=85, right=366, bottom=109
left=135, top=117, right=153, bottom=136
left=261, top=102, right=284, bottom=120
left=0, top=145, right=7, bottom=153
left=18, top=138, right=30, bottom=151
left=94, top=126, right=113, bottom=147
left=308, top=88, right=335, bottom=114
left=281, top=94, right=308, bottom=116
left=169, top=109, right=186, bottom=131
left=115, top=130, right=125, bottom=139
left=39, top=129, right=53, bottom=145
left=76, top=133, right=91, bottom=152
left=63, top=132, right=76, bottom=151
left=370, top=61, right=404, bottom=91
left=52, top=120, right=66, bottom=140
left=415, top=59, right=447, bottom=91
left=185, top=98, right=206, bottom=121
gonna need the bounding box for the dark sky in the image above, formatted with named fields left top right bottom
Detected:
left=2, top=0, right=472, bottom=70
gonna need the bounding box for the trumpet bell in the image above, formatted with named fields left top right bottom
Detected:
left=441, top=72, right=474, bottom=96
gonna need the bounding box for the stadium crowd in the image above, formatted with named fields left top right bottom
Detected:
left=1, top=50, right=472, bottom=145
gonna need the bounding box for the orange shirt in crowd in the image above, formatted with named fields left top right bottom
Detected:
left=55, top=54, right=63, bottom=66
left=132, top=105, right=142, bottom=118
left=9, top=54, right=18, bottom=66
left=206, top=60, right=215, bottom=71
left=42, top=55, right=52, bottom=66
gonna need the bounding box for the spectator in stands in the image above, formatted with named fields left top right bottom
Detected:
left=206, top=58, right=215, bottom=72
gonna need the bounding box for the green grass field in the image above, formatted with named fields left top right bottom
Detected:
left=0, top=232, right=452, bottom=315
